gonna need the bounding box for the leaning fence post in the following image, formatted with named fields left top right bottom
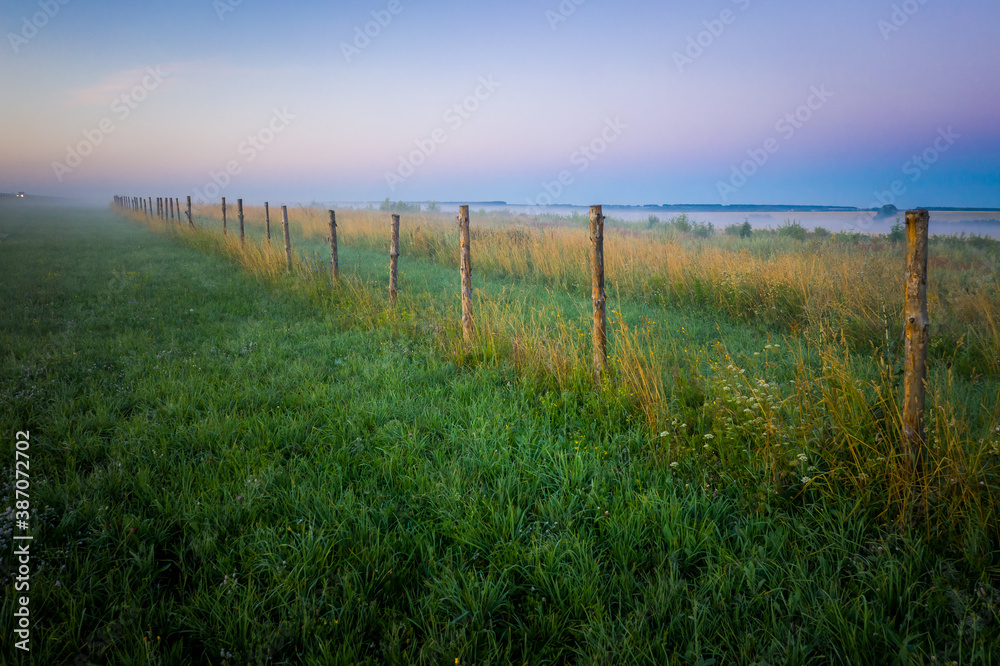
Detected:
left=222, top=197, right=227, bottom=236
left=389, top=214, right=400, bottom=306
left=265, top=202, right=271, bottom=245
left=186, top=196, right=194, bottom=228
left=238, top=198, right=245, bottom=247
left=329, top=210, right=339, bottom=283
left=281, top=205, right=292, bottom=271
left=903, top=208, right=930, bottom=480
left=590, top=204, right=607, bottom=384
left=169, top=197, right=175, bottom=220
left=459, top=205, right=473, bottom=342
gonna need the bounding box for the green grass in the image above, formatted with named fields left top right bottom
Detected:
left=1, top=203, right=998, bottom=664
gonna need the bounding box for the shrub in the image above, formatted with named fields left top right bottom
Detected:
left=777, top=219, right=808, bottom=241
left=691, top=221, right=714, bottom=238
left=813, top=226, right=831, bottom=239
left=887, top=220, right=905, bottom=243
left=671, top=214, right=692, bottom=233
left=647, top=214, right=661, bottom=229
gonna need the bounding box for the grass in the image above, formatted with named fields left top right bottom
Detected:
left=0, top=201, right=998, bottom=664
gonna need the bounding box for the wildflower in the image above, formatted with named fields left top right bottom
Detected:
left=703, top=434, right=714, bottom=440
left=670, top=462, right=679, bottom=468
left=801, top=476, right=811, bottom=484
left=659, top=431, right=668, bottom=438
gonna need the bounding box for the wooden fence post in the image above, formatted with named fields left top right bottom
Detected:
left=590, top=204, right=607, bottom=384
left=186, top=196, right=194, bottom=228
left=169, top=197, right=174, bottom=220
left=238, top=198, right=245, bottom=247
left=148, top=197, right=153, bottom=215
left=389, top=214, right=400, bottom=306
left=903, top=208, right=930, bottom=479
left=459, top=205, right=473, bottom=342
left=329, top=210, right=339, bottom=282
left=265, top=202, right=271, bottom=245
left=221, top=197, right=227, bottom=235
left=281, top=205, right=292, bottom=271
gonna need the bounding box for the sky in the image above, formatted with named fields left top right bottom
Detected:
left=1, top=0, right=998, bottom=208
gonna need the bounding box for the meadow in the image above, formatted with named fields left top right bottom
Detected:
left=1, top=200, right=998, bottom=664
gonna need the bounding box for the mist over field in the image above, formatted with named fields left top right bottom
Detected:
left=3, top=1, right=1000, bottom=663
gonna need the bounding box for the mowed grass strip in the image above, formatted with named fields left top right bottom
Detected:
left=1, top=203, right=997, bottom=665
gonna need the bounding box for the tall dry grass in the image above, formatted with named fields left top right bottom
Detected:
left=186, top=203, right=1000, bottom=374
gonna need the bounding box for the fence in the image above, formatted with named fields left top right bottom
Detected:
left=111, top=195, right=932, bottom=483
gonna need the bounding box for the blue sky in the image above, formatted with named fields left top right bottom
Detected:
left=1, top=0, right=998, bottom=207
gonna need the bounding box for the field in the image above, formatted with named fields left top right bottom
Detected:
left=2, top=200, right=999, bottom=664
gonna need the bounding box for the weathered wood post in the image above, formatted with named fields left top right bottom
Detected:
left=590, top=204, right=607, bottom=384
left=281, top=205, right=292, bottom=271
left=148, top=197, right=153, bottom=215
left=186, top=196, right=194, bottom=228
left=459, top=205, right=473, bottom=342
left=169, top=197, right=174, bottom=220
left=389, top=214, right=400, bottom=306
left=238, top=198, right=245, bottom=247
left=265, top=202, right=271, bottom=245
left=328, top=210, right=339, bottom=283
left=903, top=208, right=930, bottom=479
left=176, top=198, right=181, bottom=222
left=221, top=197, right=227, bottom=236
